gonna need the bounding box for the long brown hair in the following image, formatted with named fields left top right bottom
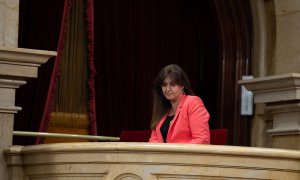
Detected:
left=150, top=64, right=194, bottom=129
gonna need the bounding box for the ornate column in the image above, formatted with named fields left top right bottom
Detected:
left=239, top=73, right=300, bottom=150
left=0, top=47, right=56, bottom=179
left=0, top=0, right=19, bottom=47
left=1, top=0, right=57, bottom=179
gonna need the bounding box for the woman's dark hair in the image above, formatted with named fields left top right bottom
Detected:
left=150, top=64, right=194, bottom=129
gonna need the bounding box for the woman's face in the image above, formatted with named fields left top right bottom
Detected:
left=161, top=76, right=184, bottom=102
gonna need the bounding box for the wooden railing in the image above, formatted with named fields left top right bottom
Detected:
left=13, top=131, right=120, bottom=142
left=4, top=142, right=300, bottom=179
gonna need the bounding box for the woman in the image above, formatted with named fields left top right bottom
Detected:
left=149, top=64, right=210, bottom=144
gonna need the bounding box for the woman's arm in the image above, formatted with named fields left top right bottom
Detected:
left=188, top=96, right=210, bottom=144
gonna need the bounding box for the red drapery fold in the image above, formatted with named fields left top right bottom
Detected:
left=36, top=0, right=72, bottom=144
left=86, top=0, right=97, bottom=136
left=37, top=0, right=97, bottom=144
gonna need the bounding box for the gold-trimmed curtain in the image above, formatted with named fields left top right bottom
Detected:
left=54, top=0, right=88, bottom=114
left=40, top=0, right=92, bottom=143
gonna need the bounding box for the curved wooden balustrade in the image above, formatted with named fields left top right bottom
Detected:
left=13, top=131, right=120, bottom=141
left=4, top=142, right=300, bottom=179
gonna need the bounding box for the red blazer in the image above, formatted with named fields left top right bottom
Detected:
left=149, top=95, right=210, bottom=144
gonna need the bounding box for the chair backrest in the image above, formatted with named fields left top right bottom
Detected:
left=210, top=129, right=228, bottom=145
left=120, top=130, right=152, bottom=142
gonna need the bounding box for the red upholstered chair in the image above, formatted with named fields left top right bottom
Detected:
left=210, top=129, right=228, bottom=145
left=120, top=130, right=152, bottom=142
left=119, top=129, right=228, bottom=144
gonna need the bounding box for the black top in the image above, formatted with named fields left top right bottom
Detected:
left=160, top=115, right=174, bottom=143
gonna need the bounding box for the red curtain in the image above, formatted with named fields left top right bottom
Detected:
left=15, top=0, right=65, bottom=145
left=36, top=0, right=72, bottom=144
left=93, top=0, right=215, bottom=137
left=36, top=0, right=97, bottom=144
left=16, top=0, right=99, bottom=144
left=86, top=0, right=97, bottom=136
